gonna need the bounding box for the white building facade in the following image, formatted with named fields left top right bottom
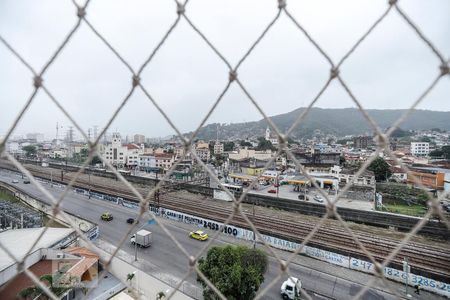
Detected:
left=103, top=132, right=128, bottom=168
left=411, top=142, right=430, bottom=156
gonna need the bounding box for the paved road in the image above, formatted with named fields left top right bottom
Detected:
left=0, top=170, right=439, bottom=300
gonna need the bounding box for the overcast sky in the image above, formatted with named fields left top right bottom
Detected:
left=1, top=0, right=449, bottom=141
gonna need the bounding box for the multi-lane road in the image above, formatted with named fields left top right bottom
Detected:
left=0, top=169, right=438, bottom=300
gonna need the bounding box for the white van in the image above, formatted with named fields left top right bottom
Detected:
left=280, top=277, right=302, bottom=300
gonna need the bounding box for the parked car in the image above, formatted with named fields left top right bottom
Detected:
left=313, top=195, right=324, bottom=203
left=298, top=194, right=309, bottom=201
left=101, top=212, right=113, bottom=221
left=23, top=179, right=30, bottom=184
left=126, top=218, right=139, bottom=224
left=274, top=183, right=280, bottom=187
left=189, top=230, right=208, bottom=241
left=12, top=179, right=19, bottom=184
left=268, top=189, right=277, bottom=194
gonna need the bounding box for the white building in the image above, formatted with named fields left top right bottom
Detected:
left=126, top=143, right=144, bottom=167
left=411, top=142, right=430, bottom=156
left=139, top=154, right=156, bottom=171
left=265, top=127, right=278, bottom=145
left=103, top=132, right=128, bottom=168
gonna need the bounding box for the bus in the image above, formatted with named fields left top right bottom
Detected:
left=221, top=183, right=243, bottom=195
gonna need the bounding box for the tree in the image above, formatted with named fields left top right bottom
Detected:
left=240, top=140, right=253, bottom=147
left=368, top=157, right=392, bottom=182
left=442, top=146, right=450, bottom=159
left=223, top=141, right=235, bottom=152
left=18, top=272, right=72, bottom=299
left=429, top=149, right=444, bottom=158
left=256, top=137, right=275, bottom=151
left=90, top=155, right=102, bottom=166
left=390, top=128, right=412, bottom=138
left=22, top=145, right=37, bottom=158
left=198, top=245, right=268, bottom=300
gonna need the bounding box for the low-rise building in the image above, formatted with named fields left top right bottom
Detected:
left=155, top=153, right=176, bottom=171
left=139, top=154, right=157, bottom=172
left=407, top=166, right=448, bottom=190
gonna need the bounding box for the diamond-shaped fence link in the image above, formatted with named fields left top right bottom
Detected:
left=0, top=0, right=449, bottom=300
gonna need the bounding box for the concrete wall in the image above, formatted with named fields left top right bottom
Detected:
left=80, top=240, right=193, bottom=300
left=0, top=248, right=42, bottom=286
left=0, top=182, right=98, bottom=239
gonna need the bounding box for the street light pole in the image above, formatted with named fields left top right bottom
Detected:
left=252, top=202, right=256, bottom=249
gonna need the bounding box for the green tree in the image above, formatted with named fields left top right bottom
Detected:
left=390, top=128, right=412, bottom=138
left=429, top=149, right=444, bottom=157
left=240, top=140, right=253, bottom=147
left=22, top=145, right=37, bottom=157
left=223, top=141, right=235, bottom=152
left=90, top=155, right=102, bottom=166
left=198, top=245, right=268, bottom=300
left=442, top=146, right=450, bottom=159
left=368, top=157, right=392, bottom=182
left=256, top=137, right=275, bottom=151
left=18, top=272, right=72, bottom=299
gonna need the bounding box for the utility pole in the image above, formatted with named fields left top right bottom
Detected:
left=134, top=235, right=138, bottom=261
left=252, top=202, right=256, bottom=249
left=88, top=173, right=91, bottom=199
left=403, top=257, right=411, bottom=298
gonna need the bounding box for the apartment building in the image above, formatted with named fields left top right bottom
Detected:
left=411, top=142, right=430, bottom=156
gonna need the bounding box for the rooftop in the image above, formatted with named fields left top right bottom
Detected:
left=0, top=228, right=74, bottom=271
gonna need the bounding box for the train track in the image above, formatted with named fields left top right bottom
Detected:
left=2, top=163, right=449, bottom=281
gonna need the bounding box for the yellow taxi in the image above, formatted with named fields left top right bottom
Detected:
left=189, top=230, right=208, bottom=241
left=101, top=212, right=113, bottom=221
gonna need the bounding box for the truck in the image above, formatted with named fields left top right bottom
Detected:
left=130, top=229, right=152, bottom=247
left=280, top=277, right=302, bottom=300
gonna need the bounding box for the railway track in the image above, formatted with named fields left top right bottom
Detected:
left=2, top=163, right=449, bottom=281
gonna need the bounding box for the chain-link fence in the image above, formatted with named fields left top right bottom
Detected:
left=0, top=0, right=449, bottom=299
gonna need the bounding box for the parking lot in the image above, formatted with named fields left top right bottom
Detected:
left=247, top=183, right=375, bottom=211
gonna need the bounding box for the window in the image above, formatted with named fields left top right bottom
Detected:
left=286, top=286, right=293, bottom=291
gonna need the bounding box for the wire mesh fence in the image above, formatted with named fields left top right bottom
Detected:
left=0, top=0, right=449, bottom=299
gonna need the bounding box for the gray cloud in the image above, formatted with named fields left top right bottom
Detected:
left=1, top=0, right=449, bottom=140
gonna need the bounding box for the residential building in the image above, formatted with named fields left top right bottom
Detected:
left=155, top=153, right=176, bottom=171
left=390, top=166, right=408, bottom=183
left=139, top=154, right=157, bottom=172
left=126, top=143, right=144, bottom=168
left=411, top=142, right=430, bottom=156
left=213, top=141, right=224, bottom=155
left=353, top=136, right=373, bottom=149
left=196, top=147, right=211, bottom=162
left=134, top=134, right=145, bottom=144
left=228, top=148, right=272, bottom=161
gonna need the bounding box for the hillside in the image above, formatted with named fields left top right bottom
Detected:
left=189, top=108, right=450, bottom=140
